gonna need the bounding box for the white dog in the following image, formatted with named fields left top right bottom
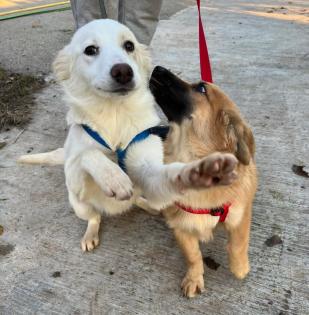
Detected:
left=19, top=19, right=238, bottom=251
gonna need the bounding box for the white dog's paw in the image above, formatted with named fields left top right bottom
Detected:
left=80, top=215, right=101, bottom=252
left=81, top=230, right=100, bottom=252
left=176, top=153, right=238, bottom=191
left=181, top=274, right=205, bottom=298
left=99, top=168, right=134, bottom=201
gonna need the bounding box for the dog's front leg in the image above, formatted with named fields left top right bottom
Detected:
left=66, top=149, right=134, bottom=251
left=126, top=136, right=238, bottom=209
left=174, top=228, right=204, bottom=298
left=225, top=203, right=252, bottom=279
left=80, top=149, right=133, bottom=201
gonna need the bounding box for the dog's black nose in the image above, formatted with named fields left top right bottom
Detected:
left=151, top=66, right=172, bottom=82
left=153, top=66, right=168, bottom=74
left=110, top=63, right=133, bottom=85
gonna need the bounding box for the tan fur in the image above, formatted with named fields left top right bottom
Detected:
left=19, top=21, right=240, bottom=253
left=162, top=83, right=257, bottom=297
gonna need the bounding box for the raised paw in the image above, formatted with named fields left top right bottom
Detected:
left=181, top=274, right=205, bottom=298
left=100, top=168, right=133, bottom=201
left=178, top=152, right=238, bottom=191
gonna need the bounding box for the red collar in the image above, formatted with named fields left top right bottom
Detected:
left=175, top=202, right=231, bottom=222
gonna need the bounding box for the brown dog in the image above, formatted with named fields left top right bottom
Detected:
left=149, top=66, right=257, bottom=298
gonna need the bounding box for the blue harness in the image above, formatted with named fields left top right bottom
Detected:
left=82, top=124, right=169, bottom=172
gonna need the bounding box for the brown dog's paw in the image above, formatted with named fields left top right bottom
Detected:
left=178, top=152, right=238, bottom=191
left=181, top=274, right=205, bottom=298
left=230, top=260, right=250, bottom=280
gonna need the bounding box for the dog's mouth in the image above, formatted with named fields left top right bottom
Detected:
left=96, top=83, right=136, bottom=95
left=149, top=66, right=193, bottom=123
left=110, top=86, right=135, bottom=94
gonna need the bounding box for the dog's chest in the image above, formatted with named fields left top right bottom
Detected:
left=164, top=207, right=219, bottom=242
left=66, top=87, right=160, bottom=146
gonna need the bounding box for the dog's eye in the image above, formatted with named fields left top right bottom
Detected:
left=84, top=45, right=99, bottom=56
left=196, top=83, right=207, bottom=94
left=123, top=40, right=135, bottom=53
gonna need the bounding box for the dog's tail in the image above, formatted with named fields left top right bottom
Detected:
left=18, top=148, right=64, bottom=166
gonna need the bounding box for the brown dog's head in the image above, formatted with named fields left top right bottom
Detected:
left=150, top=66, right=255, bottom=165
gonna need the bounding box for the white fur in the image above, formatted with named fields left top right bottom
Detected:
left=19, top=20, right=224, bottom=251
left=59, top=20, right=194, bottom=251
left=18, top=148, right=64, bottom=165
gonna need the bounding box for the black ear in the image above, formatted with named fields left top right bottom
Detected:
left=221, top=110, right=255, bottom=165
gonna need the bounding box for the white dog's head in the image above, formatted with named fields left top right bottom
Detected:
left=53, top=19, right=151, bottom=99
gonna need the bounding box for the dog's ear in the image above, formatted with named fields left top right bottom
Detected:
left=52, top=46, right=72, bottom=81
left=219, top=110, right=255, bottom=165
left=135, top=44, right=152, bottom=77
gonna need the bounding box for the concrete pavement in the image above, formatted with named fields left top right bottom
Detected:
left=0, top=1, right=308, bottom=314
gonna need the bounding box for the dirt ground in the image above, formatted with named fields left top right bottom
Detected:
left=0, top=67, right=45, bottom=131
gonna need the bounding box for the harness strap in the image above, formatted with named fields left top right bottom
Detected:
left=147, top=125, right=170, bottom=141
left=82, top=124, right=110, bottom=149
left=81, top=124, right=169, bottom=172
left=116, top=129, right=151, bottom=171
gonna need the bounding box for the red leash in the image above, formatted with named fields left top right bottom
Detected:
left=174, top=4, right=231, bottom=221
left=196, top=0, right=213, bottom=83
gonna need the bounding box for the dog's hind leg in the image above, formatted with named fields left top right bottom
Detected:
left=69, top=192, right=101, bottom=252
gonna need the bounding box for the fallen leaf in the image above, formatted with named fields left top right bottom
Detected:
left=292, top=164, right=309, bottom=178
left=203, top=256, right=221, bottom=270
left=265, top=235, right=283, bottom=247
